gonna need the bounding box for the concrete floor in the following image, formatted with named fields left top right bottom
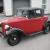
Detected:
left=0, top=15, right=50, bottom=50
left=0, top=33, right=50, bottom=50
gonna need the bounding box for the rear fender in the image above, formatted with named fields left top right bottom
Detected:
left=42, top=21, right=49, bottom=30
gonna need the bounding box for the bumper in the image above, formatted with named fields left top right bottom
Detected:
left=0, top=32, right=4, bottom=38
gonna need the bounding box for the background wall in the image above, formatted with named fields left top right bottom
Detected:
left=30, top=0, right=42, bottom=8
left=13, top=0, right=30, bottom=15
left=3, top=0, right=13, bottom=16
left=45, top=0, right=50, bottom=14
left=3, top=0, right=50, bottom=16
left=0, top=0, right=3, bottom=7
left=30, top=0, right=50, bottom=14
left=0, top=0, right=3, bottom=13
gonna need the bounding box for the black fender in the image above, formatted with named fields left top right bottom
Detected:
left=42, top=21, right=50, bottom=31
left=47, top=21, right=50, bottom=29
left=6, top=28, right=25, bottom=38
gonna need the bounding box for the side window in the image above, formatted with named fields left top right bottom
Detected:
left=35, top=9, right=44, bottom=17
left=36, top=10, right=41, bottom=14
left=22, top=10, right=28, bottom=17
left=28, top=10, right=35, bottom=18
left=35, top=10, right=41, bottom=16
left=16, top=9, right=22, bottom=16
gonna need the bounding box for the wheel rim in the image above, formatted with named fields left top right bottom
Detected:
left=9, top=35, right=18, bottom=45
left=45, top=26, right=49, bottom=33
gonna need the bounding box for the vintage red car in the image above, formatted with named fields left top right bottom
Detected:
left=0, top=8, right=50, bottom=46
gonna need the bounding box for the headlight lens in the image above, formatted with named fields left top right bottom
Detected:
left=0, top=22, right=2, bottom=27
left=5, top=25, right=10, bottom=30
left=0, top=22, right=2, bottom=32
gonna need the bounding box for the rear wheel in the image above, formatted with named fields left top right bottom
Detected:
left=43, top=22, right=49, bottom=34
left=47, top=21, right=50, bottom=30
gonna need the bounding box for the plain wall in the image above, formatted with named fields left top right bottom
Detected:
left=30, top=0, right=42, bottom=8
left=0, top=0, right=3, bottom=7
left=3, top=0, right=50, bottom=16
left=45, top=0, right=50, bottom=14
left=3, top=0, right=13, bottom=16
left=30, top=0, right=50, bottom=14
left=13, top=0, right=30, bottom=15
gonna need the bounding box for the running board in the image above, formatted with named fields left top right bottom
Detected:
left=30, top=31, right=43, bottom=36
left=0, top=32, right=4, bottom=38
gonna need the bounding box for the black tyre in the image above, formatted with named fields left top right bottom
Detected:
left=43, top=22, right=49, bottom=34
left=47, top=21, right=50, bottom=30
left=7, top=30, right=21, bottom=46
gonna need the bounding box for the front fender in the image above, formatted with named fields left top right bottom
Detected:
left=6, top=28, right=26, bottom=37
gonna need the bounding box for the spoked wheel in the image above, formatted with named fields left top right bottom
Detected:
left=7, top=30, right=21, bottom=46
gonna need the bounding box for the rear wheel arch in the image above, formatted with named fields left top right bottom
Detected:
left=42, top=21, right=49, bottom=30
left=42, top=21, right=50, bottom=31
left=47, top=21, right=50, bottom=29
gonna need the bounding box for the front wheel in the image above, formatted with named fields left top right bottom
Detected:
left=7, top=33, right=21, bottom=46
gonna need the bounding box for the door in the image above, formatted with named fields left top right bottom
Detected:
left=17, top=17, right=44, bottom=35
left=28, top=17, right=43, bottom=33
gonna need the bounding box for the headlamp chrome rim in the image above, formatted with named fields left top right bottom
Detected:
left=0, top=22, right=2, bottom=27
left=5, top=25, right=10, bottom=30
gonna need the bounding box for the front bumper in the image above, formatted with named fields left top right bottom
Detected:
left=0, top=32, right=4, bottom=38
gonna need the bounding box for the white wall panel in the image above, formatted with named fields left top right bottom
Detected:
left=45, top=0, right=50, bottom=14
left=30, top=0, right=42, bottom=8
left=3, top=0, right=13, bottom=16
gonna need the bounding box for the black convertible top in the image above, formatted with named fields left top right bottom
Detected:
left=16, top=7, right=44, bottom=18
left=16, top=7, right=44, bottom=10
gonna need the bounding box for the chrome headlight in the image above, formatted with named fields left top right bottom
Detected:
left=5, top=25, right=10, bottom=30
left=0, top=22, right=2, bottom=32
left=0, top=22, right=2, bottom=27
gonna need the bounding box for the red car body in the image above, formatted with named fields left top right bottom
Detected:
left=0, top=8, right=49, bottom=46
left=1, top=16, right=48, bottom=36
